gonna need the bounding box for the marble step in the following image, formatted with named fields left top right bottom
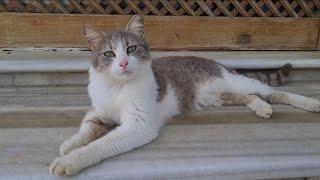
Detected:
left=0, top=81, right=319, bottom=128
left=1, top=49, right=320, bottom=179
left=1, top=49, right=320, bottom=73
left=1, top=69, right=319, bottom=87
left=1, top=123, right=320, bottom=179
left=1, top=49, right=320, bottom=87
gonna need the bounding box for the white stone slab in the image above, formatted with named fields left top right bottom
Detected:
left=1, top=123, right=320, bottom=179
left=1, top=49, right=319, bottom=72
left=0, top=81, right=319, bottom=128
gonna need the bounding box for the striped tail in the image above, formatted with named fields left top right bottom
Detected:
left=236, top=63, right=293, bottom=87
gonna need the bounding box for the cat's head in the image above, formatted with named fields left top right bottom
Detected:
left=82, top=15, right=150, bottom=80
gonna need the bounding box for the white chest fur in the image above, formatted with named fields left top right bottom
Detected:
left=88, top=67, right=159, bottom=125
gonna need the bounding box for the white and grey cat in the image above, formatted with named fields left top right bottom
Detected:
left=50, top=15, right=320, bottom=176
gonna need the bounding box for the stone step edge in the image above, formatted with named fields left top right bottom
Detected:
left=2, top=124, right=320, bottom=179
left=1, top=105, right=319, bottom=128
left=1, top=49, right=320, bottom=73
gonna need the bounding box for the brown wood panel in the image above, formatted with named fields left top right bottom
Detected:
left=317, top=23, right=320, bottom=49
left=0, top=13, right=319, bottom=50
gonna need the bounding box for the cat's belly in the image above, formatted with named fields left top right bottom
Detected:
left=194, top=78, right=225, bottom=110
left=156, top=80, right=224, bottom=120
left=156, top=84, right=180, bottom=121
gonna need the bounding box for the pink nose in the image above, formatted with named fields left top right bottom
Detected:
left=119, top=60, right=128, bottom=70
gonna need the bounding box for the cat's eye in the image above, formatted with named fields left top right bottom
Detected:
left=127, top=45, right=137, bottom=54
left=103, top=51, right=115, bottom=58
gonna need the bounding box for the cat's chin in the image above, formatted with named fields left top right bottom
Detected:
left=109, top=71, right=137, bottom=82
left=120, top=70, right=134, bottom=75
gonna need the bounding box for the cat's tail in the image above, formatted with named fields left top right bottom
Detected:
left=236, top=63, right=293, bottom=87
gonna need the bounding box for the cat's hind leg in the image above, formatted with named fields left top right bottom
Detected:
left=59, top=110, right=113, bottom=156
left=221, top=93, right=273, bottom=118
left=222, top=70, right=320, bottom=113
left=266, top=91, right=320, bottom=112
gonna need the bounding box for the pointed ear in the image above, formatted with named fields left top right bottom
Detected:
left=125, top=15, right=144, bottom=37
left=82, top=25, right=104, bottom=51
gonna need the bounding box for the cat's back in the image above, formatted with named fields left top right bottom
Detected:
left=151, top=56, right=224, bottom=110
left=151, top=56, right=223, bottom=78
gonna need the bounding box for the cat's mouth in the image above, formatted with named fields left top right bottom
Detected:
left=120, top=70, right=134, bottom=75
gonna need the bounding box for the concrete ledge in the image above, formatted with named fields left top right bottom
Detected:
left=1, top=69, right=320, bottom=87
left=0, top=49, right=320, bottom=179
left=0, top=81, right=319, bottom=128
left=1, top=105, right=320, bottom=128
left=1, top=49, right=320, bottom=72
left=2, top=123, right=320, bottom=179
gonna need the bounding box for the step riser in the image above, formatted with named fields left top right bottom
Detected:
left=0, top=81, right=318, bottom=128
left=1, top=107, right=320, bottom=128
left=0, top=72, right=88, bottom=87
left=2, top=50, right=320, bottom=72
left=1, top=69, right=320, bottom=87
left=0, top=107, right=85, bottom=128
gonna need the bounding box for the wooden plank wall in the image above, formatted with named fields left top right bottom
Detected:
left=317, top=25, right=320, bottom=50
left=0, top=13, right=319, bottom=50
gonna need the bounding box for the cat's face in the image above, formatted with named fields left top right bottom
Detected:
left=82, top=16, right=150, bottom=80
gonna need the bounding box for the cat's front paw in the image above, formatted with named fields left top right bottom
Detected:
left=60, top=139, right=81, bottom=156
left=255, top=103, right=273, bottom=119
left=49, top=156, right=80, bottom=177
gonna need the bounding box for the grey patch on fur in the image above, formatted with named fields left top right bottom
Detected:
left=152, top=56, right=223, bottom=111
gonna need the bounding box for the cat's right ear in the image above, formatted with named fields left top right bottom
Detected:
left=125, top=15, right=144, bottom=37
left=82, top=26, right=104, bottom=51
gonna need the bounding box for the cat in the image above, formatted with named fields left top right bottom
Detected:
left=49, top=15, right=320, bottom=176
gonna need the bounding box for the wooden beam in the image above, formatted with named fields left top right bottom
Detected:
left=317, top=20, right=320, bottom=50
left=0, top=13, right=319, bottom=50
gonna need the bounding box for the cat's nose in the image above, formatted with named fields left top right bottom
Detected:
left=119, top=60, right=128, bottom=70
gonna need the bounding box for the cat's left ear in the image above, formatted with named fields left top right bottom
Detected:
left=125, top=15, right=144, bottom=37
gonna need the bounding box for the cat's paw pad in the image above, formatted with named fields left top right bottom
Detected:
left=255, top=103, right=273, bottom=119
left=60, top=140, right=80, bottom=156
left=298, top=98, right=320, bottom=112
left=310, top=100, right=320, bottom=112
left=49, top=157, right=78, bottom=177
